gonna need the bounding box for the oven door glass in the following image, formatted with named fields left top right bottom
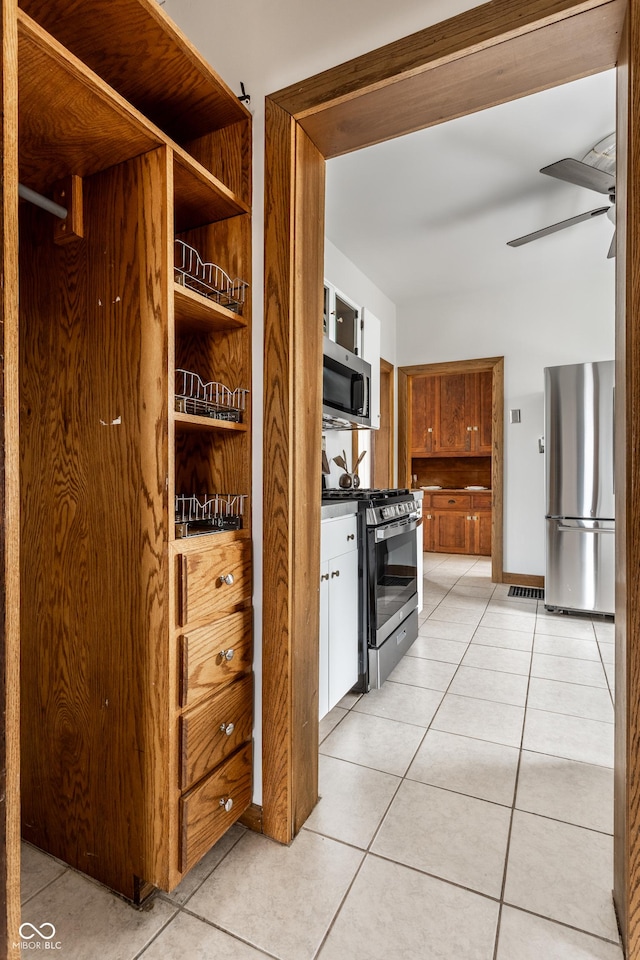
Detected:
left=369, top=521, right=418, bottom=644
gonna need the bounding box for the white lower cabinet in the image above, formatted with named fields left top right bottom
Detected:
left=319, top=514, right=359, bottom=719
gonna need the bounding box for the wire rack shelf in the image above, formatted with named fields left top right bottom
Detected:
left=174, top=240, right=249, bottom=313
left=175, top=493, right=248, bottom=538
left=175, top=368, right=249, bottom=423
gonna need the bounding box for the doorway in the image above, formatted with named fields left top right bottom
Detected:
left=261, top=0, right=638, bottom=951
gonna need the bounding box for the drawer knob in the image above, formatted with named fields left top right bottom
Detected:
left=219, top=573, right=234, bottom=586
left=467, top=426, right=473, bottom=432
left=320, top=573, right=329, bottom=582
left=331, top=569, right=340, bottom=578
left=220, top=648, right=235, bottom=661
left=219, top=797, right=234, bottom=813
left=220, top=722, right=235, bottom=736
left=347, top=533, right=355, bottom=541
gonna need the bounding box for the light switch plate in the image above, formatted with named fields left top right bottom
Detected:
left=509, top=409, right=521, bottom=424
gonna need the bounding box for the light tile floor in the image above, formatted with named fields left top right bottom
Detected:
left=20, top=553, right=622, bottom=959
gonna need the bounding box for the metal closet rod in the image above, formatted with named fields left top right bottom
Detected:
left=18, top=183, right=67, bottom=220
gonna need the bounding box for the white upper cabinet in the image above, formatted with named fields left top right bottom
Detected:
left=362, top=307, right=381, bottom=431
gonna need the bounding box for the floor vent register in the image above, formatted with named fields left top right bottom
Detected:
left=507, top=585, right=544, bottom=600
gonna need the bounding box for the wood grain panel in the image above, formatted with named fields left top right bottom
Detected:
left=397, top=369, right=409, bottom=488
left=1, top=0, right=20, bottom=952
left=18, top=12, right=163, bottom=192
left=19, top=0, right=250, bottom=142
left=180, top=742, right=252, bottom=873
left=272, top=0, right=624, bottom=158
left=262, top=100, right=324, bottom=842
left=372, top=358, right=394, bottom=488
left=185, top=119, right=252, bottom=206
left=614, top=6, right=634, bottom=952
left=173, top=152, right=248, bottom=232
left=177, top=540, right=251, bottom=628
left=503, top=572, right=545, bottom=588
left=20, top=149, right=170, bottom=899
left=180, top=610, right=252, bottom=709
left=179, top=674, right=253, bottom=790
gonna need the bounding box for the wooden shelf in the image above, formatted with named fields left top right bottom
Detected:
left=173, top=150, right=249, bottom=231
left=170, top=526, right=250, bottom=551
left=19, top=0, right=251, bottom=143
left=174, top=283, right=247, bottom=334
left=19, top=11, right=165, bottom=192
left=174, top=411, right=248, bottom=434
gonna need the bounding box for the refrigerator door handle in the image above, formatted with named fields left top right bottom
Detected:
left=556, top=520, right=615, bottom=533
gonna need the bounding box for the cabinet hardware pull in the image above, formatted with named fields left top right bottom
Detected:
left=347, top=533, right=355, bottom=541
left=331, top=570, right=340, bottom=578
left=219, top=573, right=234, bottom=586
left=178, top=555, right=188, bottom=627
left=448, top=499, right=455, bottom=504
left=473, top=426, right=478, bottom=431
left=467, top=515, right=472, bottom=520
left=219, top=797, right=234, bottom=813
left=467, top=426, right=473, bottom=431
left=220, top=722, right=235, bottom=736
left=220, top=648, right=235, bottom=661
left=427, top=427, right=433, bottom=433
left=320, top=573, right=329, bottom=582
left=426, top=514, right=433, bottom=520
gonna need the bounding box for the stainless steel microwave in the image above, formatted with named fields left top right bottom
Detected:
left=322, top=337, right=371, bottom=429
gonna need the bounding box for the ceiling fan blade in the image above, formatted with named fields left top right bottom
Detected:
left=540, top=158, right=615, bottom=195
left=507, top=207, right=610, bottom=248
left=607, top=230, right=616, bottom=259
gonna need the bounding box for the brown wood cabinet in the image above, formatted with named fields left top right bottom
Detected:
left=411, top=371, right=492, bottom=457
left=422, top=490, right=491, bottom=556
left=18, top=0, right=252, bottom=901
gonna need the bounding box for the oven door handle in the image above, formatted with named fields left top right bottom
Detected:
left=374, top=517, right=418, bottom=541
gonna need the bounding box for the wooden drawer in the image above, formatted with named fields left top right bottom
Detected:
left=432, top=493, right=471, bottom=509
left=180, top=742, right=252, bottom=874
left=472, top=492, right=491, bottom=511
left=180, top=674, right=253, bottom=790
left=321, top=513, right=358, bottom=562
left=180, top=610, right=252, bottom=708
left=177, top=540, right=251, bottom=627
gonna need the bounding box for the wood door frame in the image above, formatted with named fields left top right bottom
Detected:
left=371, top=357, right=395, bottom=488
left=398, top=357, right=504, bottom=581
left=263, top=0, right=637, bottom=948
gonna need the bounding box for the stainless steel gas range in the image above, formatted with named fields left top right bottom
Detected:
left=321, top=488, right=420, bottom=692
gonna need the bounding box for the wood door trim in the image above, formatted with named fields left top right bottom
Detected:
left=398, top=358, right=504, bottom=581
left=270, top=0, right=624, bottom=157
left=262, top=4, right=632, bottom=947
left=1, top=0, right=20, bottom=952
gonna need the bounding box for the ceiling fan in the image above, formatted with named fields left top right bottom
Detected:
left=507, top=133, right=616, bottom=258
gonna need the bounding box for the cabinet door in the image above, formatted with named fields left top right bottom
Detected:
left=362, top=308, right=381, bottom=430
left=475, top=513, right=492, bottom=556
left=434, top=512, right=471, bottom=553
left=327, top=548, right=359, bottom=710
left=422, top=512, right=435, bottom=552
left=411, top=376, right=436, bottom=454
left=475, top=371, right=493, bottom=453
left=334, top=290, right=360, bottom=354
left=319, top=560, right=330, bottom=719
left=434, top=374, right=472, bottom=454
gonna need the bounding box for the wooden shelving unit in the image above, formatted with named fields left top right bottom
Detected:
left=18, top=0, right=253, bottom=903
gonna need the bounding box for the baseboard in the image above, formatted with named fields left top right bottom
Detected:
left=503, top=572, right=544, bottom=588
left=239, top=803, right=263, bottom=833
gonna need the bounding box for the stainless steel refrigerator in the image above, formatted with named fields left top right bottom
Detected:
left=544, top=360, right=615, bottom=616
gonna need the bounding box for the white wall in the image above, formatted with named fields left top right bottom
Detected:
left=397, top=264, right=615, bottom=574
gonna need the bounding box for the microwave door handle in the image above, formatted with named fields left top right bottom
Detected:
left=352, top=373, right=365, bottom=415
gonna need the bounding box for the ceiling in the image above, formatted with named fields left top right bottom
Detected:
left=325, top=70, right=617, bottom=306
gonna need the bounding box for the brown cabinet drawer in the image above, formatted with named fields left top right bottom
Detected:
left=180, top=742, right=252, bottom=873
left=177, top=540, right=251, bottom=627
left=432, top=493, right=471, bottom=509
left=180, top=610, right=252, bottom=708
left=180, top=674, right=253, bottom=790
left=471, top=492, right=491, bottom=511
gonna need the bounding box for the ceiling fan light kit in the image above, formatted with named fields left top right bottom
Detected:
left=507, top=133, right=616, bottom=257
